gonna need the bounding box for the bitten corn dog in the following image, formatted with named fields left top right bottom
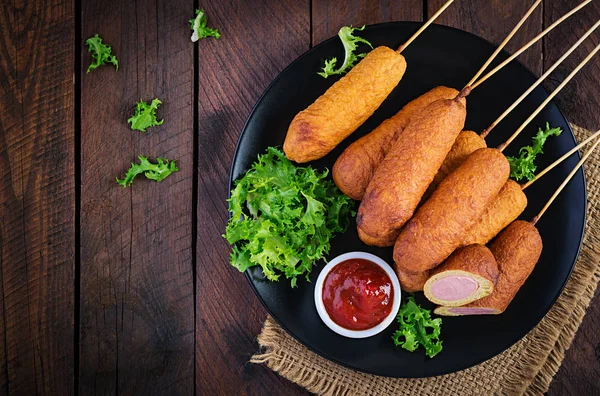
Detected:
left=423, top=244, right=498, bottom=307
left=435, top=134, right=600, bottom=315
left=434, top=221, right=542, bottom=315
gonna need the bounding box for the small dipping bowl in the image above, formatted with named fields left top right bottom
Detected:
left=314, top=252, right=402, bottom=338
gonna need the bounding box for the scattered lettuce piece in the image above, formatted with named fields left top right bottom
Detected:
left=224, top=147, right=354, bottom=287
left=189, top=9, right=221, bottom=42
left=85, top=34, right=118, bottom=73
left=128, top=98, right=164, bottom=132
left=392, top=295, right=443, bottom=358
left=318, top=25, right=373, bottom=78
left=116, top=156, right=178, bottom=187
left=507, top=123, right=563, bottom=181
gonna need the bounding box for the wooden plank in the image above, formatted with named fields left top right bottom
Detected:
left=428, top=0, right=543, bottom=75
left=0, top=0, right=75, bottom=394
left=542, top=0, right=600, bottom=131
left=79, top=0, right=194, bottom=394
left=195, top=0, right=310, bottom=394
left=312, top=0, right=423, bottom=45
left=544, top=1, right=600, bottom=394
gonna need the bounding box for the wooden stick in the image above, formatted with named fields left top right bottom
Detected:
left=464, top=0, right=542, bottom=88
left=531, top=135, right=600, bottom=226
left=522, top=129, right=600, bottom=190
left=469, top=0, right=592, bottom=91
left=498, top=42, right=600, bottom=152
left=397, top=0, right=455, bottom=53
left=480, top=19, right=600, bottom=139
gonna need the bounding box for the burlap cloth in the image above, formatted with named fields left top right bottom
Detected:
left=250, top=125, right=600, bottom=395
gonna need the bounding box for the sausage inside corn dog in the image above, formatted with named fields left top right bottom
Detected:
left=423, top=244, right=498, bottom=307
left=333, top=86, right=462, bottom=200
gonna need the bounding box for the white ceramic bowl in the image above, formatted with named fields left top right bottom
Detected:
left=314, top=251, right=402, bottom=338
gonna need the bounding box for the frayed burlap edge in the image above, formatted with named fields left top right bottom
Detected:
left=251, top=125, right=600, bottom=396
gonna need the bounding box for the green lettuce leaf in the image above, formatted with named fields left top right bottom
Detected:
left=318, top=25, right=373, bottom=78
left=392, top=295, right=443, bottom=358
left=224, top=147, right=354, bottom=287
left=128, top=98, right=164, bottom=132
left=507, top=122, right=563, bottom=181
left=190, top=9, right=221, bottom=42
left=116, top=156, right=178, bottom=187
left=85, top=34, right=118, bottom=73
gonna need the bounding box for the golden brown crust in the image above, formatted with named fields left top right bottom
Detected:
left=430, top=245, right=498, bottom=283
left=332, top=86, right=462, bottom=200
left=424, top=130, right=486, bottom=198
left=394, top=266, right=430, bottom=292
left=462, top=180, right=528, bottom=246
left=283, top=46, right=407, bottom=163
left=393, top=148, right=509, bottom=271
left=357, top=98, right=467, bottom=246
left=465, top=220, right=543, bottom=312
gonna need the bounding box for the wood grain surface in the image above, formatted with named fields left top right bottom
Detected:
left=428, top=0, right=543, bottom=74
left=194, top=1, right=309, bottom=394
left=0, top=0, right=75, bottom=394
left=79, top=0, right=194, bottom=394
left=0, top=0, right=598, bottom=394
left=312, top=0, right=422, bottom=45
left=543, top=1, right=600, bottom=394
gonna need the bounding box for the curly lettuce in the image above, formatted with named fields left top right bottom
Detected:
left=116, top=156, right=178, bottom=187
left=189, top=9, right=220, bottom=42
left=392, top=295, right=443, bottom=358
left=224, top=147, right=354, bottom=287
left=318, top=25, right=373, bottom=78
left=507, top=123, right=563, bottom=181
left=85, top=34, right=118, bottom=73
left=128, top=98, right=164, bottom=132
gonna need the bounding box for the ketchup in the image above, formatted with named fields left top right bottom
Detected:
left=322, top=258, right=394, bottom=330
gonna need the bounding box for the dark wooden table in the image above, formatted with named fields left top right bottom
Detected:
left=1, top=0, right=599, bottom=394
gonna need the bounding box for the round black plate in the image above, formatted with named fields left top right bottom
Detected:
left=229, top=22, right=586, bottom=377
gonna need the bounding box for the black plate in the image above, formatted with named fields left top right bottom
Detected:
left=229, top=22, right=586, bottom=377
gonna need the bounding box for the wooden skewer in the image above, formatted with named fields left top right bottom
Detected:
left=498, top=42, right=600, bottom=153
left=397, top=0, right=455, bottom=53
left=469, top=0, right=592, bottom=91
left=480, top=19, right=600, bottom=139
left=464, top=0, right=542, bottom=88
left=522, top=129, right=600, bottom=190
left=531, top=135, right=600, bottom=226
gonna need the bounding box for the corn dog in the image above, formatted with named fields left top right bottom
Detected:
left=284, top=47, right=407, bottom=163
left=434, top=220, right=542, bottom=315
left=333, top=86, right=462, bottom=200
left=357, top=98, right=467, bottom=246
left=393, top=148, right=509, bottom=271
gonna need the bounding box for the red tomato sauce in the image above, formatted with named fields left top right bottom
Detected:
left=322, top=258, right=394, bottom=330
